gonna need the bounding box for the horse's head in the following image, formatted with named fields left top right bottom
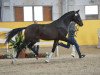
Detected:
left=72, top=10, right=83, bottom=26
left=58, top=10, right=83, bottom=27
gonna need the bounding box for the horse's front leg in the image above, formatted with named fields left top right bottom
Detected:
left=45, top=40, right=59, bottom=63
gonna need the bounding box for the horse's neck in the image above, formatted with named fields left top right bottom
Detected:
left=50, top=20, right=58, bottom=26
left=64, top=20, right=71, bottom=25
left=50, top=12, right=73, bottom=28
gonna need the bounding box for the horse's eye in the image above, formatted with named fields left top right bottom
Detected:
left=75, top=13, right=78, bottom=16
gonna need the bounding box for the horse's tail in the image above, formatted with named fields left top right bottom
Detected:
left=5, top=27, right=26, bottom=43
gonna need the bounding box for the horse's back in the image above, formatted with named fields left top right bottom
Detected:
left=24, top=23, right=59, bottom=40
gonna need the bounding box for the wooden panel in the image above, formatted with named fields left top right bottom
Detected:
left=14, top=7, right=24, bottom=22
left=43, top=6, right=52, bottom=21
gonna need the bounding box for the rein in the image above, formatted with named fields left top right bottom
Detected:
left=75, top=25, right=79, bottom=37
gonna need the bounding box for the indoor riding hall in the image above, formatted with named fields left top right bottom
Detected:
left=0, top=0, right=100, bottom=75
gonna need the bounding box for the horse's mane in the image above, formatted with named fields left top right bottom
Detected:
left=49, top=11, right=75, bottom=26
left=59, top=11, right=75, bottom=20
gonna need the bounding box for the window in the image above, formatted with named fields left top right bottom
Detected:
left=85, top=5, right=98, bottom=20
left=34, top=6, right=52, bottom=21
left=14, top=6, right=52, bottom=22
left=24, top=6, right=33, bottom=21
left=34, top=6, right=43, bottom=21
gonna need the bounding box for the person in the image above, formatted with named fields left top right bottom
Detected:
left=58, top=21, right=85, bottom=58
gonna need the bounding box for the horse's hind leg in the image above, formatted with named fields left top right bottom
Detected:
left=45, top=40, right=59, bottom=63
left=27, top=40, right=39, bottom=58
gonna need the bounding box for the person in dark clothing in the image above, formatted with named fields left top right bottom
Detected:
left=58, top=21, right=85, bottom=58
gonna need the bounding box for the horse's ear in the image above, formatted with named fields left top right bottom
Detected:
left=76, top=10, right=80, bottom=13
left=75, top=10, right=80, bottom=16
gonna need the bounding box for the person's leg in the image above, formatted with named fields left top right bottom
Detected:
left=69, top=37, right=85, bottom=58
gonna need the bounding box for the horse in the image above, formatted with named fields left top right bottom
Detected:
left=5, top=10, right=83, bottom=62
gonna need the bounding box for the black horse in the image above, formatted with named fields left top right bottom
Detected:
left=5, top=10, right=83, bottom=59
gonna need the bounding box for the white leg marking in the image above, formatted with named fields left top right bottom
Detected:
left=45, top=52, right=53, bottom=63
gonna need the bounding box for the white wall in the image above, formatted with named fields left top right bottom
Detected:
left=2, top=0, right=62, bottom=21
left=67, top=0, right=100, bottom=19
left=1, top=0, right=100, bottom=21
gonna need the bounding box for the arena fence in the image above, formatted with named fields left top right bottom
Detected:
left=0, top=20, right=100, bottom=47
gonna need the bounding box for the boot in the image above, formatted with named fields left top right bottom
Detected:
left=79, top=54, right=85, bottom=58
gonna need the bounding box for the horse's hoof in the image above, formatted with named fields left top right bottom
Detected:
left=35, top=56, right=38, bottom=60
left=71, top=55, right=75, bottom=57
left=11, top=61, right=14, bottom=64
left=71, top=54, right=75, bottom=57
left=11, top=59, right=16, bottom=64
left=36, top=57, right=38, bottom=60
left=45, top=60, right=49, bottom=63
left=79, top=54, right=85, bottom=58
left=35, top=55, right=38, bottom=60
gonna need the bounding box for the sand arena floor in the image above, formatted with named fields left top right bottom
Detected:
left=0, top=45, right=100, bottom=75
